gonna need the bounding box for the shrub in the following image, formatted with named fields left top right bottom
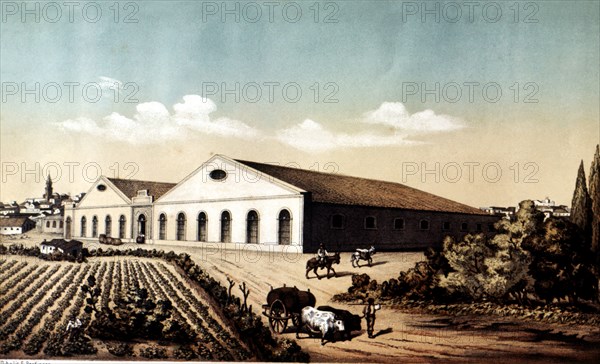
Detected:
left=106, top=342, right=134, bottom=357
left=139, top=345, right=168, bottom=359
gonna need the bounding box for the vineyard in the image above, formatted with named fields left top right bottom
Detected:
left=0, top=256, right=252, bottom=360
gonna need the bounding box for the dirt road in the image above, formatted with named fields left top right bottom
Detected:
left=151, top=244, right=600, bottom=363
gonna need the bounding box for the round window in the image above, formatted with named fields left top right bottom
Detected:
left=209, top=169, right=227, bottom=180
left=97, top=184, right=107, bottom=191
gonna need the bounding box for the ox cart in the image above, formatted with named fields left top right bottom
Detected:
left=262, top=286, right=316, bottom=333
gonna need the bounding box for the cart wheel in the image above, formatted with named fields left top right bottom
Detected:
left=292, top=314, right=301, bottom=327
left=269, top=299, right=288, bottom=334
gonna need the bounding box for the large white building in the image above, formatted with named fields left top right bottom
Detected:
left=64, top=155, right=498, bottom=252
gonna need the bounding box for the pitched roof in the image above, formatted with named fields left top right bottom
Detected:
left=41, top=239, right=82, bottom=250
left=236, top=160, right=486, bottom=215
left=0, top=216, right=31, bottom=227
left=107, top=178, right=176, bottom=200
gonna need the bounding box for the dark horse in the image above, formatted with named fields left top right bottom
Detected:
left=306, top=252, right=341, bottom=279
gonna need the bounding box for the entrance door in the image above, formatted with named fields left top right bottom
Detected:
left=138, top=214, right=147, bottom=236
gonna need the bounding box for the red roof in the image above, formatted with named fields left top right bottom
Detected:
left=236, top=160, right=486, bottom=215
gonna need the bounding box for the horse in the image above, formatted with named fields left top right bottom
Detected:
left=350, top=246, right=375, bottom=267
left=306, top=252, right=341, bottom=279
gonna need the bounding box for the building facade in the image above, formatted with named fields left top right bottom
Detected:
left=65, top=155, right=499, bottom=252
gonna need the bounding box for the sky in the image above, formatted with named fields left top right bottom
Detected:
left=1, top=0, right=599, bottom=208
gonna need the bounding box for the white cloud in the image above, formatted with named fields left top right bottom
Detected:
left=363, top=102, right=465, bottom=133
left=276, top=119, right=421, bottom=153
left=56, top=95, right=261, bottom=144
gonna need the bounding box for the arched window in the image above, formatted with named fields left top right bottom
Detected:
left=52, top=221, right=57, bottom=228
left=46, top=221, right=50, bottom=228
left=177, top=213, right=186, bottom=241
left=105, top=215, right=112, bottom=236
left=92, top=216, right=98, bottom=237
left=197, top=212, right=207, bottom=242
left=59, top=220, right=63, bottom=228
left=80, top=216, right=86, bottom=237
left=65, top=217, right=71, bottom=239
left=119, top=215, right=126, bottom=239
left=220, top=211, right=231, bottom=243
left=278, top=209, right=291, bottom=245
left=461, top=222, right=468, bottom=232
left=158, top=214, right=166, bottom=240
left=246, top=210, right=259, bottom=244
left=419, top=219, right=429, bottom=230
left=331, top=214, right=345, bottom=229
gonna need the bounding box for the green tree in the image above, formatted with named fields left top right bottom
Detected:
left=523, top=217, right=598, bottom=303
left=589, top=145, right=600, bottom=265
left=439, top=232, right=530, bottom=301
left=571, top=160, right=592, bottom=246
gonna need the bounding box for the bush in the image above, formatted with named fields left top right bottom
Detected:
left=106, top=342, right=134, bottom=357
left=173, top=345, right=198, bottom=360
left=139, top=345, right=168, bottom=359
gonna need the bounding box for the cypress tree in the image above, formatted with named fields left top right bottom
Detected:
left=571, top=160, right=592, bottom=247
left=589, top=145, right=600, bottom=254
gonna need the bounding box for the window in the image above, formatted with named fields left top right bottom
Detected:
left=159, top=214, right=167, bottom=240
left=246, top=210, right=259, bottom=244
left=420, top=220, right=430, bottom=230
left=177, top=213, right=186, bottom=241
left=209, top=169, right=227, bottom=180
left=92, top=216, right=98, bottom=237
left=278, top=209, right=291, bottom=245
left=461, top=223, right=468, bottom=232
left=46, top=221, right=50, bottom=228
left=105, top=215, right=112, bottom=236
left=197, top=212, right=207, bottom=241
left=52, top=221, right=57, bottom=228
left=59, top=221, right=63, bottom=228
left=81, top=216, right=86, bottom=237
left=97, top=184, right=107, bottom=191
left=442, top=222, right=451, bottom=231
left=394, top=218, right=405, bottom=230
left=476, top=223, right=482, bottom=232
left=331, top=214, right=345, bottom=229
left=488, top=223, right=497, bottom=233
left=119, top=215, right=126, bottom=239
left=220, top=211, right=231, bottom=243
left=364, top=216, right=377, bottom=229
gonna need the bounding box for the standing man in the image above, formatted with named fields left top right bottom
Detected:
left=363, top=297, right=379, bottom=338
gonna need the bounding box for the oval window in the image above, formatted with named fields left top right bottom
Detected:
left=97, top=184, right=107, bottom=191
left=209, top=169, right=227, bottom=180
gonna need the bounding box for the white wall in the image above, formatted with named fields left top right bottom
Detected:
left=153, top=195, right=303, bottom=245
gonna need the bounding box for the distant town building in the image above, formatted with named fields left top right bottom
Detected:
left=481, top=197, right=570, bottom=221
left=40, top=239, right=82, bottom=257
left=0, top=216, right=35, bottom=235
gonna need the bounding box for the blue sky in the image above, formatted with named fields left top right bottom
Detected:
left=1, top=0, right=599, bottom=206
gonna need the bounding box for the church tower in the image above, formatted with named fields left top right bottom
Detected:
left=44, top=174, right=53, bottom=200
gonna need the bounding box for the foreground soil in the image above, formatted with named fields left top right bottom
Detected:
left=2, top=233, right=600, bottom=362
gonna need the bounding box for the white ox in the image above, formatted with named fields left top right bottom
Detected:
left=296, top=306, right=345, bottom=345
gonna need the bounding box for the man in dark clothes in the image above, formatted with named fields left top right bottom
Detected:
left=363, top=297, right=379, bottom=338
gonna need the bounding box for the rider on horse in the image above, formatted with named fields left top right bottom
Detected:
left=317, top=243, right=329, bottom=267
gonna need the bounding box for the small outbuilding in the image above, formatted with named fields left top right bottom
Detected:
left=0, top=216, right=35, bottom=235
left=40, top=239, right=83, bottom=257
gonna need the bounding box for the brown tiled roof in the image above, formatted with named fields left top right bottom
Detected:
left=0, top=216, right=31, bottom=227
left=107, top=178, right=176, bottom=201
left=236, top=160, right=486, bottom=215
